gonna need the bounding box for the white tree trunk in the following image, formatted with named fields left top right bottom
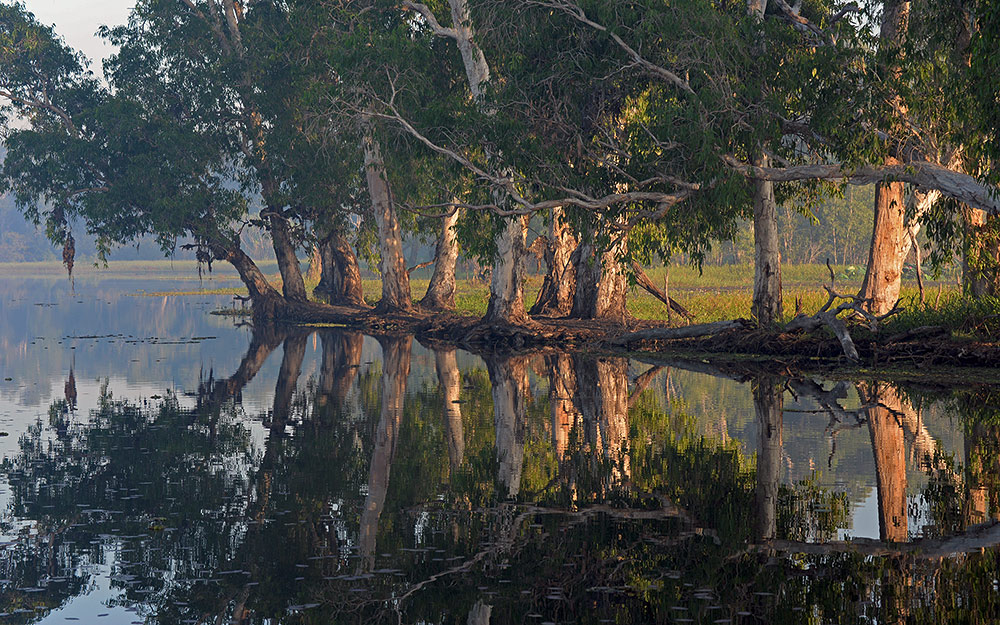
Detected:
left=362, top=126, right=412, bottom=313
left=448, top=0, right=491, bottom=100
left=421, top=207, right=460, bottom=310
left=483, top=215, right=532, bottom=326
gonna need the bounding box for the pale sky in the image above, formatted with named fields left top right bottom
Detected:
left=22, top=0, right=135, bottom=69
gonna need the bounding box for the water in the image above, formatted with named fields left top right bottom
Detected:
left=0, top=265, right=998, bottom=624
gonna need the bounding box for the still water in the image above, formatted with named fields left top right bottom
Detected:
left=0, top=265, right=998, bottom=624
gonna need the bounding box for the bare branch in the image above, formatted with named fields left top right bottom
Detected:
left=723, top=155, right=1000, bottom=214
left=527, top=0, right=694, bottom=94
left=0, top=88, right=80, bottom=138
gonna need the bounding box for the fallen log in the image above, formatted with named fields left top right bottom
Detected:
left=612, top=319, right=744, bottom=346
left=631, top=261, right=695, bottom=321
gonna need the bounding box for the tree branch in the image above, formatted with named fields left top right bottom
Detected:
left=526, top=0, right=694, bottom=94
left=723, top=155, right=1000, bottom=214
left=401, top=1, right=459, bottom=40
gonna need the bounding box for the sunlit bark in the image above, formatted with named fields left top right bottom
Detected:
left=422, top=207, right=460, bottom=310
left=530, top=208, right=577, bottom=316
left=363, top=126, right=412, bottom=313
left=570, top=237, right=629, bottom=324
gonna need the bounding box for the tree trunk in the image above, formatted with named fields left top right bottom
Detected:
left=861, top=383, right=909, bottom=542
left=570, top=236, right=629, bottom=324
left=315, top=230, right=366, bottom=307
left=305, top=245, right=322, bottom=285
left=962, top=207, right=1000, bottom=298
left=435, top=347, right=465, bottom=475
left=363, top=127, right=412, bottom=313
left=358, top=335, right=412, bottom=572
left=421, top=208, right=460, bottom=311
left=859, top=172, right=907, bottom=315
left=530, top=208, right=578, bottom=316
left=268, top=212, right=308, bottom=302
left=752, top=154, right=783, bottom=325
left=208, top=239, right=284, bottom=318
left=486, top=354, right=528, bottom=498
left=752, top=375, right=783, bottom=542
left=858, top=1, right=912, bottom=315
left=548, top=354, right=579, bottom=459
left=482, top=215, right=532, bottom=326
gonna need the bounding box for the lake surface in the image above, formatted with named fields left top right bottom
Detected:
left=0, top=265, right=998, bottom=624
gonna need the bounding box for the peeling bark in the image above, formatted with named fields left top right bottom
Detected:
left=530, top=208, right=577, bottom=316
left=421, top=208, right=460, bottom=310
left=570, top=235, right=629, bottom=324
left=752, top=155, right=783, bottom=325
left=486, top=355, right=528, bottom=498
left=483, top=215, right=532, bottom=326
left=315, top=230, right=366, bottom=307
left=753, top=376, right=783, bottom=542
left=358, top=336, right=412, bottom=572
left=363, top=126, right=412, bottom=313
left=859, top=169, right=907, bottom=315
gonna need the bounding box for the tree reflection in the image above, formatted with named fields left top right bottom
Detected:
left=4, top=332, right=1000, bottom=624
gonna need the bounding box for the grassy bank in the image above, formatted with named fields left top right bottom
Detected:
left=102, top=259, right=991, bottom=338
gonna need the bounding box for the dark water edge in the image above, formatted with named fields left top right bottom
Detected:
left=0, top=271, right=999, bottom=624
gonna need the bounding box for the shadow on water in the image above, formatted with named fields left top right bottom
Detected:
left=2, top=322, right=1000, bottom=623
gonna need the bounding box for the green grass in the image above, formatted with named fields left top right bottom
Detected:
left=114, top=260, right=989, bottom=335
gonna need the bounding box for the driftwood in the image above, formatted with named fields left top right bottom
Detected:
left=783, top=260, right=901, bottom=362
left=611, top=319, right=745, bottom=346
left=630, top=261, right=695, bottom=322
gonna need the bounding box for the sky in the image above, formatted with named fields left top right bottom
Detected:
left=22, top=0, right=134, bottom=68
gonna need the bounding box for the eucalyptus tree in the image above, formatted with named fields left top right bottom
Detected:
left=0, top=2, right=293, bottom=311
left=100, top=0, right=325, bottom=303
